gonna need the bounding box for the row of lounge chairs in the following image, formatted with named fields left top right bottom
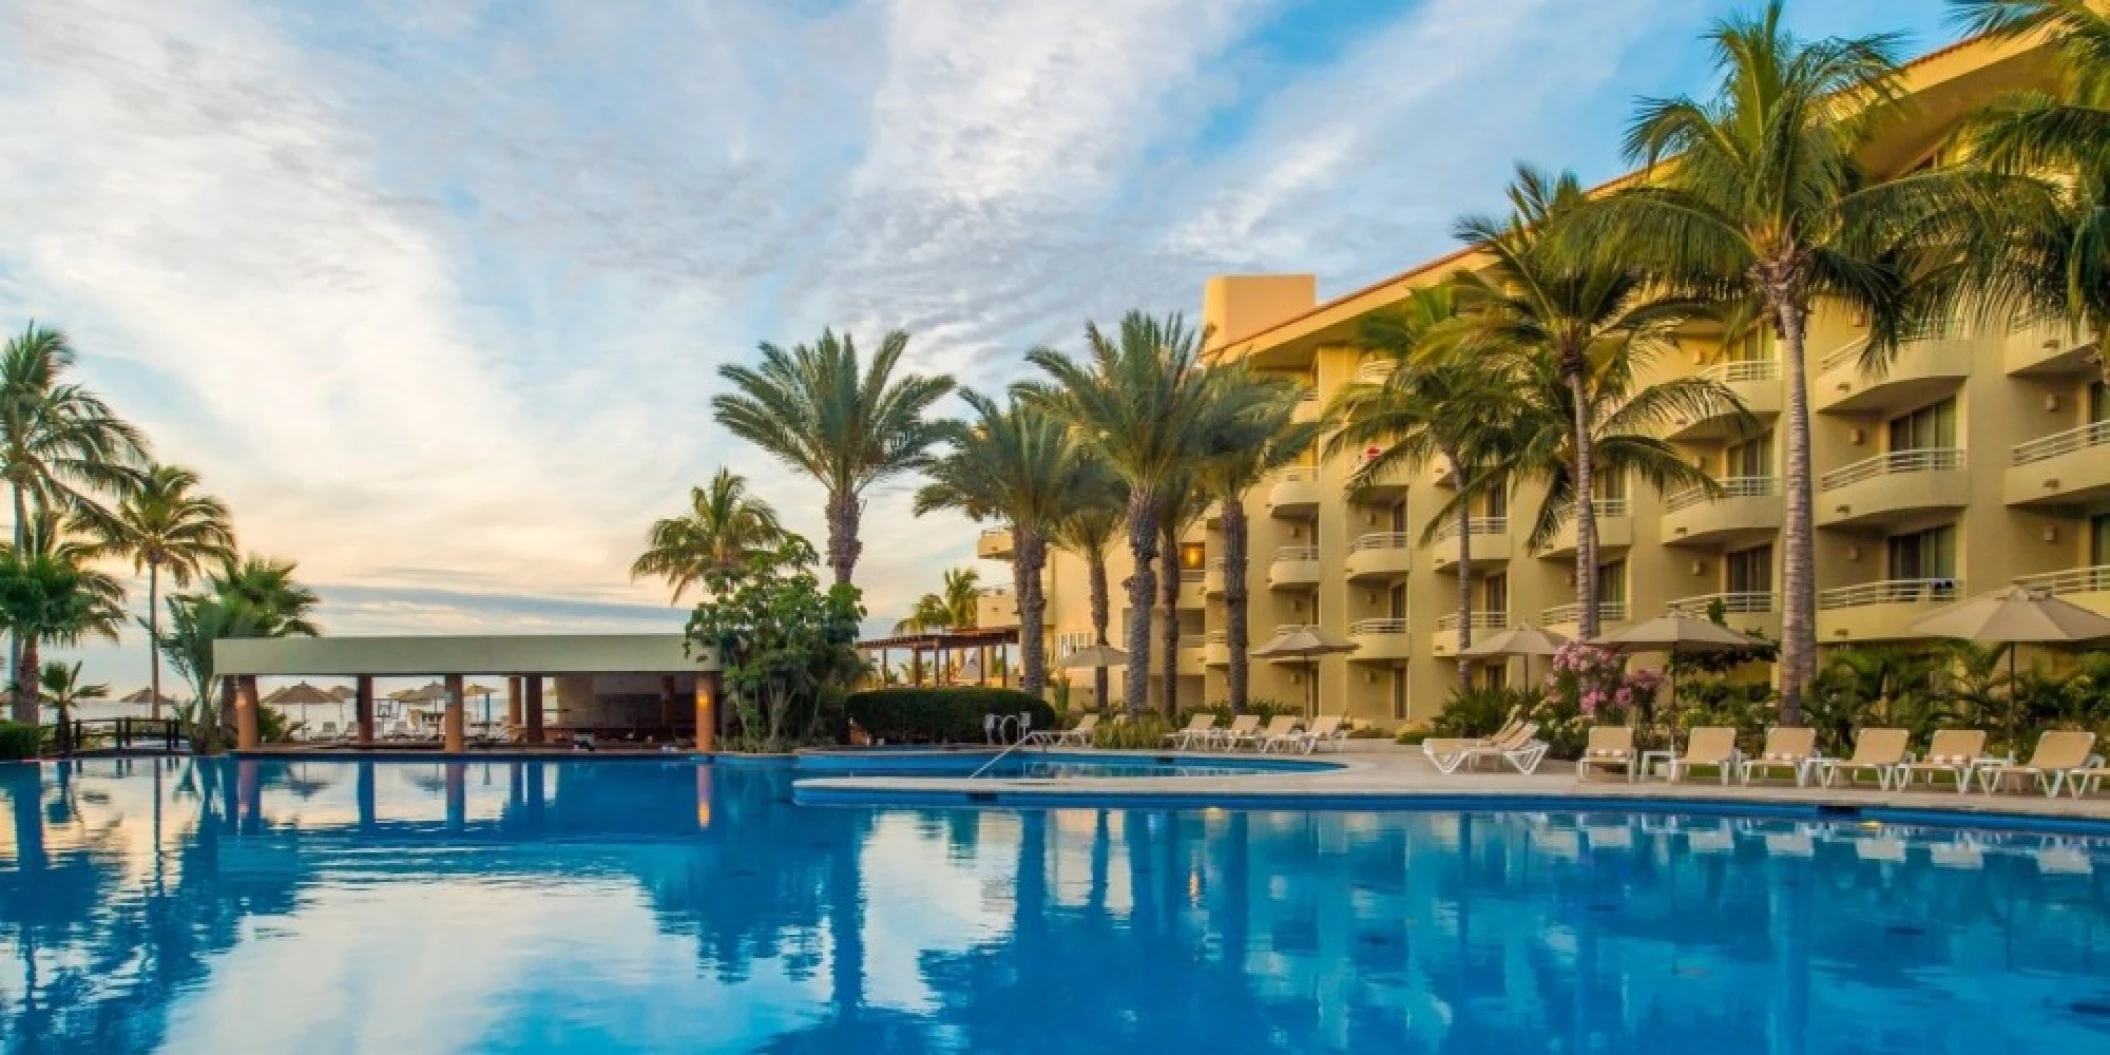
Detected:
left=1573, top=724, right=2108, bottom=798
left=1042, top=713, right=1349, bottom=755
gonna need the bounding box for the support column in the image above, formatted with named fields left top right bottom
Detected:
left=694, top=673, right=716, bottom=753
left=443, top=673, right=466, bottom=753
left=980, top=644, right=991, bottom=686
left=525, top=677, right=545, bottom=744
left=911, top=647, right=924, bottom=687
left=444, top=761, right=466, bottom=830
left=355, top=675, right=375, bottom=746
left=506, top=676, right=524, bottom=732
left=235, top=675, right=261, bottom=751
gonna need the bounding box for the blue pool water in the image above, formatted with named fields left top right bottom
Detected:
left=792, top=749, right=1341, bottom=780
left=4, top=758, right=2110, bottom=1053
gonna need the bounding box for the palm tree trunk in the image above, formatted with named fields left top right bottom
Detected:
left=1453, top=468, right=1476, bottom=684
left=825, top=490, right=861, bottom=588
left=1158, top=518, right=1181, bottom=718
left=1776, top=298, right=1818, bottom=725
left=147, top=562, right=162, bottom=721
left=1223, top=492, right=1252, bottom=713
left=14, top=633, right=38, bottom=726
left=1087, top=552, right=1110, bottom=709
left=1565, top=362, right=1600, bottom=640
left=8, top=482, right=22, bottom=701
left=1013, top=525, right=1049, bottom=696
left=1122, top=490, right=1158, bottom=716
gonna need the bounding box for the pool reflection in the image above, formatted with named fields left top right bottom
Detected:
left=3, top=759, right=2109, bottom=1053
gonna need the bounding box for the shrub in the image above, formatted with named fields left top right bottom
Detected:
left=1183, top=699, right=1300, bottom=723
left=1393, top=724, right=1434, bottom=746
left=845, top=688, right=1056, bottom=744
left=1093, top=713, right=1176, bottom=750
left=0, top=721, right=40, bottom=761
left=1430, top=686, right=1535, bottom=738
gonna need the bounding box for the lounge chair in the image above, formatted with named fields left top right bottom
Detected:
left=1428, top=723, right=1548, bottom=775
left=1232, top=715, right=1298, bottom=752
left=1210, top=714, right=1260, bottom=751
left=1740, top=727, right=1819, bottom=787
left=1813, top=728, right=1910, bottom=789
left=1162, top=714, right=1216, bottom=751
left=1976, top=730, right=2099, bottom=797
left=1049, top=714, right=1099, bottom=748
left=1418, top=707, right=1526, bottom=759
left=1575, top=726, right=1636, bottom=782
left=1891, top=729, right=1991, bottom=793
left=1661, top=727, right=1740, bottom=785
left=1275, top=714, right=1347, bottom=755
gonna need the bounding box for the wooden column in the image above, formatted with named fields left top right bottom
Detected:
left=911, top=647, right=924, bottom=687
left=355, top=675, right=375, bottom=745
left=506, top=676, right=524, bottom=731
left=443, top=673, right=466, bottom=753
left=980, top=644, right=991, bottom=686
left=693, top=674, right=715, bottom=753
left=525, top=677, right=545, bottom=744
left=235, top=675, right=261, bottom=751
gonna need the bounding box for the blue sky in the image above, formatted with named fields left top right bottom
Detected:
left=0, top=0, right=1950, bottom=689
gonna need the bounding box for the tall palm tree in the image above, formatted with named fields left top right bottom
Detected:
left=1023, top=313, right=1244, bottom=714
left=915, top=391, right=1095, bottom=696
left=1049, top=475, right=1127, bottom=709
left=39, top=660, right=109, bottom=741
left=630, top=468, right=785, bottom=602
left=0, top=550, right=123, bottom=724
left=209, top=555, right=322, bottom=637
left=1153, top=472, right=1212, bottom=717
left=101, top=464, right=235, bottom=720
left=154, top=594, right=266, bottom=752
left=1453, top=165, right=1725, bottom=640
left=0, top=323, right=147, bottom=688
left=1326, top=286, right=1513, bottom=673
left=712, top=330, right=955, bottom=587
left=1202, top=370, right=1318, bottom=713
left=1566, top=4, right=1920, bottom=721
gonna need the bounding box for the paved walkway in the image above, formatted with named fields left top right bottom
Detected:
left=793, top=740, right=2110, bottom=825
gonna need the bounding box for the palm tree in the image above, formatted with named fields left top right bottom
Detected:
left=631, top=468, right=785, bottom=602
left=39, top=660, right=108, bottom=741
left=210, top=555, right=322, bottom=637
left=1153, top=472, right=1212, bottom=716
left=100, top=464, right=235, bottom=720
left=915, top=391, right=1095, bottom=696
left=1562, top=4, right=1920, bottom=722
left=0, top=550, right=123, bottom=724
left=1453, top=165, right=1728, bottom=640
left=891, top=569, right=979, bottom=682
left=154, top=594, right=266, bottom=752
left=1024, top=313, right=1245, bottom=714
left=0, top=323, right=147, bottom=687
left=1201, top=370, right=1318, bottom=713
left=1049, top=475, right=1127, bottom=709
left=1325, top=287, right=1513, bottom=674
left=712, top=330, right=955, bottom=587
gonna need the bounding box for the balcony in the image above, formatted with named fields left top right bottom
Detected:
left=2006, top=323, right=2098, bottom=377
left=1205, top=558, right=1227, bottom=597
left=1541, top=601, right=1629, bottom=635
left=1429, top=517, right=1510, bottom=572
left=1203, top=630, right=1230, bottom=666
left=1344, top=533, right=1412, bottom=581
left=1177, top=568, right=1207, bottom=609
left=1666, top=359, right=1781, bottom=441
left=1345, top=454, right=1413, bottom=497
left=2014, top=566, right=2110, bottom=620
left=1292, top=387, right=1321, bottom=423
left=976, top=585, right=1019, bottom=629
left=2007, top=422, right=2110, bottom=507
left=1813, top=336, right=1971, bottom=415
left=1268, top=466, right=1321, bottom=518
left=1430, top=454, right=1458, bottom=489
left=1176, top=634, right=1208, bottom=676
left=1817, top=579, right=1961, bottom=642
left=1267, top=545, right=1322, bottom=590
left=1348, top=618, right=1412, bottom=662
left=1661, top=477, right=1783, bottom=548
left=976, top=528, right=1015, bottom=560
left=1816, top=449, right=1969, bottom=529
left=1535, top=499, right=1632, bottom=561
left=1667, top=592, right=1782, bottom=640
left=1430, top=612, right=1510, bottom=658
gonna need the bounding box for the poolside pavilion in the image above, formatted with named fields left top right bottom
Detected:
left=856, top=628, right=1020, bottom=688
left=215, top=634, right=723, bottom=752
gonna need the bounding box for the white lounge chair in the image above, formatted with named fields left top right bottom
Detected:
left=1977, top=730, right=2099, bottom=797
left=1234, top=716, right=1299, bottom=752
left=1428, top=723, right=1548, bottom=775
left=1740, top=726, right=1819, bottom=786
left=1049, top=714, right=1099, bottom=748
left=1814, top=728, right=1910, bottom=789
left=1891, top=729, right=1991, bottom=793
left=1575, top=726, right=1636, bottom=782
left=1210, top=714, right=1260, bottom=751
left=1661, top=727, right=1740, bottom=785
left=1267, top=715, right=1345, bottom=754
left=1162, top=713, right=1216, bottom=751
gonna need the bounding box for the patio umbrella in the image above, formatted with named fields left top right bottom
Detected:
left=118, top=687, right=177, bottom=707
left=1590, top=613, right=1765, bottom=731
left=1250, top=626, right=1361, bottom=718
left=1458, top=623, right=1568, bottom=684
left=1059, top=644, right=1130, bottom=669
left=1911, top=585, right=2110, bottom=745
left=266, top=681, right=345, bottom=737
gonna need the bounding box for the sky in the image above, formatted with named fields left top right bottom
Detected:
left=0, top=0, right=1952, bottom=691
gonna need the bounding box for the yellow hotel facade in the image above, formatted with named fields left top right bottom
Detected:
left=978, top=29, right=2110, bottom=726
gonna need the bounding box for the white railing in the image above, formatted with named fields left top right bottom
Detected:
left=1178, top=634, right=1208, bottom=649
left=1273, top=546, right=1319, bottom=563
left=1819, top=448, right=1965, bottom=491
left=1436, top=611, right=1510, bottom=631
left=1434, top=516, right=1508, bottom=541
left=1700, top=359, right=1782, bottom=385
left=2012, top=421, right=2110, bottom=465
left=1276, top=465, right=1318, bottom=483
left=1589, top=497, right=1630, bottom=518
left=1180, top=568, right=1205, bottom=582
left=1205, top=630, right=1228, bottom=645
left=1355, top=360, right=1395, bottom=383
left=1297, top=386, right=1319, bottom=402
left=1542, top=601, right=1629, bottom=625
left=1819, top=337, right=1871, bottom=373
left=1349, top=618, right=1409, bottom=636
left=1664, top=475, right=1780, bottom=512
left=1273, top=623, right=1316, bottom=637
left=978, top=527, right=1011, bottom=542
left=1818, top=578, right=1961, bottom=609
left=1349, top=532, right=1411, bottom=552
left=980, top=584, right=1013, bottom=598
left=1669, top=592, right=1778, bottom=615
left=2015, top=566, right=2110, bottom=597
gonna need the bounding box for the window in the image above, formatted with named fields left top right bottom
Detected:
left=1482, top=478, right=1508, bottom=519
left=1388, top=499, right=1407, bottom=533
left=1597, top=559, right=1628, bottom=606
left=2090, top=382, right=2108, bottom=425
left=1888, top=525, right=1957, bottom=581
left=1595, top=468, right=1629, bottom=503
left=1390, top=669, right=1408, bottom=721
left=1056, top=631, right=1093, bottom=658
left=1388, top=582, right=1407, bottom=620
left=1178, top=543, right=1205, bottom=570
left=1481, top=572, right=1509, bottom=619
left=1888, top=398, right=1957, bottom=452
left=1727, top=437, right=1772, bottom=478
left=1726, top=329, right=1769, bottom=362
left=1727, top=545, right=1773, bottom=595
left=2092, top=514, right=2110, bottom=567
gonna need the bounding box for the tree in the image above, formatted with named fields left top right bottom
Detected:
left=1153, top=472, right=1212, bottom=717
left=209, top=555, right=322, bottom=637
left=0, top=550, right=123, bottom=724
left=1563, top=4, right=1919, bottom=721
left=1023, top=313, right=1245, bottom=714
left=153, top=594, right=265, bottom=753
left=712, top=330, right=955, bottom=587
left=684, top=537, right=864, bottom=751
left=916, top=391, right=1096, bottom=696
left=630, top=468, right=786, bottom=603
left=1049, top=473, right=1127, bottom=710
left=100, top=464, right=236, bottom=720
left=1199, top=369, right=1317, bottom=713
left=890, top=568, right=980, bottom=682
left=39, top=660, right=108, bottom=741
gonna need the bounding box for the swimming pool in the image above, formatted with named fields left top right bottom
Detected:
left=4, top=757, right=2108, bottom=1052
left=791, top=748, right=1342, bottom=779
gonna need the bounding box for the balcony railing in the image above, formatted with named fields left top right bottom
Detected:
left=1349, top=532, right=1411, bottom=553
left=1205, top=630, right=1227, bottom=644
left=1818, top=337, right=1870, bottom=373
left=980, top=585, right=1013, bottom=598
left=1435, top=611, right=1510, bottom=631
left=1355, top=360, right=1395, bottom=383
left=1296, top=387, right=1318, bottom=402
left=1272, top=624, right=1316, bottom=637
left=1179, top=568, right=1205, bottom=582
left=1668, top=592, right=1777, bottom=615
left=1817, top=578, right=1961, bottom=609
left=1178, top=634, right=1208, bottom=649
left=2013, top=421, right=2110, bottom=466
left=1433, top=516, right=1508, bottom=541
left=1274, top=546, right=1319, bottom=562
left=1820, top=448, right=1965, bottom=491
left=1348, top=618, right=1409, bottom=635
left=1699, top=359, right=1782, bottom=384
left=1541, top=601, right=1629, bottom=625
left=1276, top=465, right=1318, bottom=482
left=1664, top=475, right=1780, bottom=512
left=2015, top=566, right=2110, bottom=597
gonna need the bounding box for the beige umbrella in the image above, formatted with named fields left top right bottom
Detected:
left=1251, top=626, right=1361, bottom=718
left=1911, top=585, right=2110, bottom=745
left=1059, top=644, right=1130, bottom=669
left=266, top=681, right=338, bottom=706
left=1459, top=623, right=1568, bottom=659
left=118, top=687, right=177, bottom=707
left=1591, top=613, right=1766, bottom=731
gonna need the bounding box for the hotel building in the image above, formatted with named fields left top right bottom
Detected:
left=977, top=30, right=2108, bottom=726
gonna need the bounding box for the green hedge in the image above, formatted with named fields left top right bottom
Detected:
left=845, top=688, right=1057, bottom=744
left=0, top=722, right=40, bottom=761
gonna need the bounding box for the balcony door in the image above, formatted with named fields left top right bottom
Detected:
left=2091, top=514, right=2110, bottom=567
left=1597, top=559, right=1628, bottom=612
left=2090, top=381, right=2109, bottom=425
left=1727, top=545, right=1773, bottom=596
left=1887, top=525, right=1957, bottom=582
left=1727, top=437, right=1772, bottom=478
left=1481, top=572, right=1508, bottom=622
left=1888, top=398, right=1957, bottom=453
left=1388, top=582, right=1407, bottom=621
